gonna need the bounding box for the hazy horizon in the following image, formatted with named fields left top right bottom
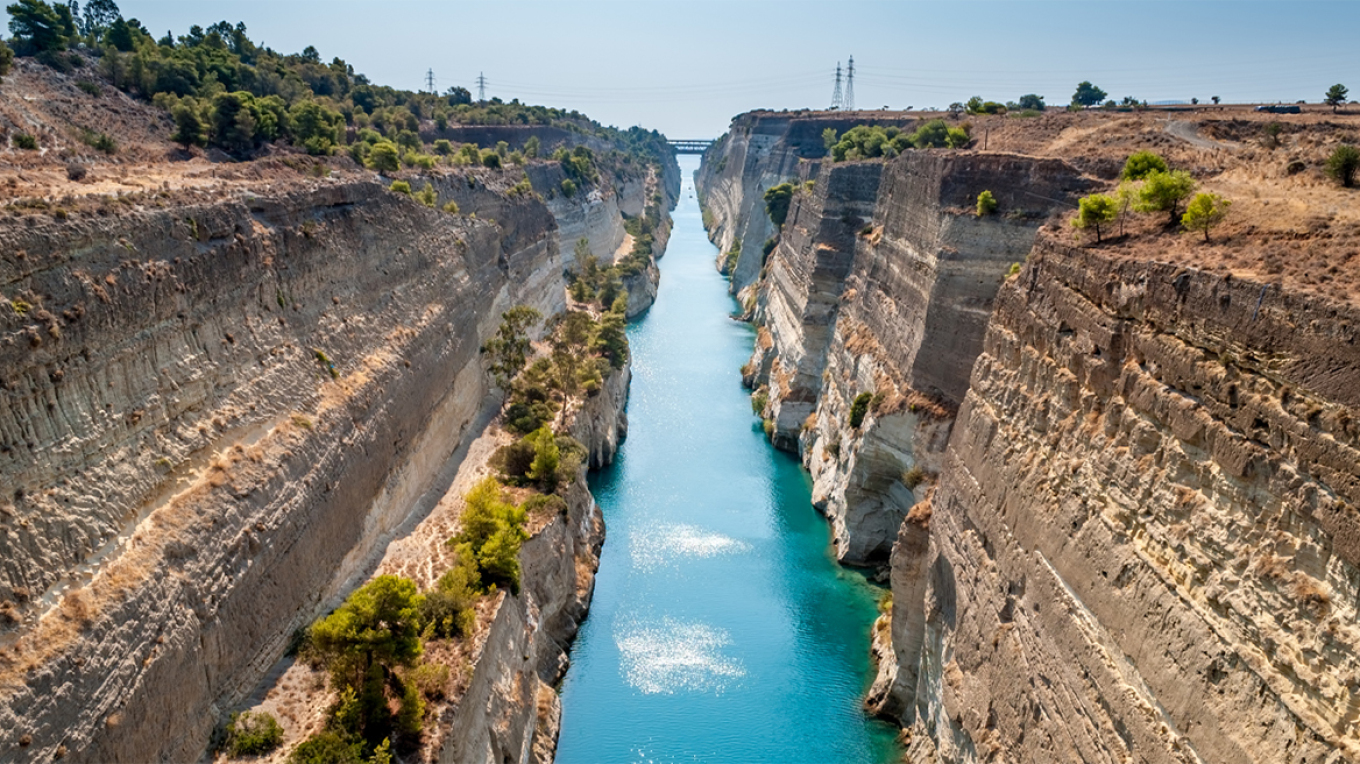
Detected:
left=32, top=0, right=1360, bottom=137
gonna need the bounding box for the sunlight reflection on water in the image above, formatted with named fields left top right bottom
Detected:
left=616, top=617, right=746, bottom=695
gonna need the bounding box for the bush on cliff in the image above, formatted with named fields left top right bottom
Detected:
left=366, top=141, right=400, bottom=172
left=226, top=710, right=283, bottom=756
left=976, top=190, right=998, bottom=217
left=849, top=392, right=873, bottom=428
left=1135, top=169, right=1196, bottom=224
left=1181, top=192, right=1232, bottom=242
left=1072, top=193, right=1118, bottom=243
left=308, top=576, right=425, bottom=751
left=763, top=182, right=796, bottom=227
left=484, top=306, right=543, bottom=388
left=1121, top=150, right=1168, bottom=181
left=453, top=477, right=529, bottom=593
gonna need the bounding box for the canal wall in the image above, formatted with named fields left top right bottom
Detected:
left=0, top=140, right=675, bottom=761
left=699, top=110, right=1360, bottom=763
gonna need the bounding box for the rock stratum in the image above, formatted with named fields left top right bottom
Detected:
left=700, top=109, right=1360, bottom=763
left=0, top=136, right=676, bottom=762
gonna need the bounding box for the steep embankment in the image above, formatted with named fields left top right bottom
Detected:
left=0, top=143, right=674, bottom=762
left=696, top=111, right=904, bottom=294
left=702, top=125, right=1088, bottom=566
left=881, top=239, right=1360, bottom=763
left=704, top=108, right=1360, bottom=763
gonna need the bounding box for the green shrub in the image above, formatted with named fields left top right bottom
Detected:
left=12, top=133, right=37, bottom=150
left=849, top=392, right=873, bottom=428
left=1072, top=193, right=1119, bottom=242
left=763, top=182, right=795, bottom=227
left=454, top=477, right=529, bottom=593
left=1181, top=192, right=1231, bottom=242
left=76, top=80, right=101, bottom=96
left=389, top=180, right=412, bottom=195
left=415, top=182, right=436, bottom=207
left=1325, top=144, right=1359, bottom=187
left=976, top=190, right=997, bottom=217
left=1135, top=170, right=1196, bottom=223
left=526, top=425, right=561, bottom=493
left=481, top=150, right=501, bottom=169
left=751, top=388, right=769, bottom=416
left=367, top=141, right=400, bottom=172
left=433, top=139, right=453, bottom=155
left=442, top=200, right=459, bottom=214
left=307, top=576, right=424, bottom=748
left=226, top=711, right=284, bottom=756
left=1121, top=150, right=1168, bottom=181
left=560, top=178, right=577, bottom=198
left=288, top=732, right=365, bottom=764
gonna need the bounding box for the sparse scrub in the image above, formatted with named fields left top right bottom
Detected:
left=901, top=465, right=927, bottom=489
left=1325, top=145, right=1359, bottom=187
left=226, top=711, right=283, bottom=756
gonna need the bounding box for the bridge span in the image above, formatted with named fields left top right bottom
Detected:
left=668, top=139, right=714, bottom=154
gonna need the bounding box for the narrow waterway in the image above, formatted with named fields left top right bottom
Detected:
left=555, top=156, right=899, bottom=764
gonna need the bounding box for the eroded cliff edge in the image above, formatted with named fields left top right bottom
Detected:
left=700, top=108, right=1360, bottom=763
left=0, top=144, right=676, bottom=762
left=884, top=240, right=1360, bottom=763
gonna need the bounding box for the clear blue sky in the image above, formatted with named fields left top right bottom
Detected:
left=50, top=1, right=1360, bottom=136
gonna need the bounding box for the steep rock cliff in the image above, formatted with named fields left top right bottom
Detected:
left=0, top=149, right=673, bottom=762
left=696, top=111, right=903, bottom=294
left=713, top=146, right=1088, bottom=565
left=884, top=238, right=1360, bottom=763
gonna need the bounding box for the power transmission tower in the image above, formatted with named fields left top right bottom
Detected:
left=831, top=62, right=843, bottom=110
left=845, top=56, right=855, bottom=111
left=476, top=72, right=487, bottom=102
left=425, top=68, right=436, bottom=93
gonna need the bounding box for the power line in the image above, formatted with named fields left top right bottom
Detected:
left=845, top=56, right=855, bottom=111
left=476, top=71, right=487, bottom=102
left=831, top=62, right=843, bottom=110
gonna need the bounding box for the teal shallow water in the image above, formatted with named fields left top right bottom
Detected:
left=555, top=156, right=900, bottom=764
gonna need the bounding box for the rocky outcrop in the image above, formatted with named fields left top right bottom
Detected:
left=883, top=238, right=1360, bottom=763
left=0, top=147, right=673, bottom=762
left=708, top=139, right=1088, bottom=565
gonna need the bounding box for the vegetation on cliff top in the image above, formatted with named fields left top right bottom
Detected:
left=824, top=121, right=969, bottom=162
left=5, top=0, right=671, bottom=167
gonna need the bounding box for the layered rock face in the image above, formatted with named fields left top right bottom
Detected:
left=696, top=111, right=902, bottom=293
left=717, top=146, right=1087, bottom=565
left=705, top=108, right=1360, bottom=762
left=883, top=240, right=1360, bottom=763
left=0, top=153, right=672, bottom=762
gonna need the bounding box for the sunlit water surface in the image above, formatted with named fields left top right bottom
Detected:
left=555, top=155, right=900, bottom=764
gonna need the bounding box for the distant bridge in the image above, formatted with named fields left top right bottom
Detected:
left=668, top=139, right=714, bottom=154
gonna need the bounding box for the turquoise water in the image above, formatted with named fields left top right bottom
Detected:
left=555, top=156, right=900, bottom=764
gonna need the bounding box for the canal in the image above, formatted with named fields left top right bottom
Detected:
left=555, top=155, right=899, bottom=764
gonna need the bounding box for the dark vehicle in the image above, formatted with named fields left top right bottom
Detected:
left=1256, top=104, right=1302, bottom=114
